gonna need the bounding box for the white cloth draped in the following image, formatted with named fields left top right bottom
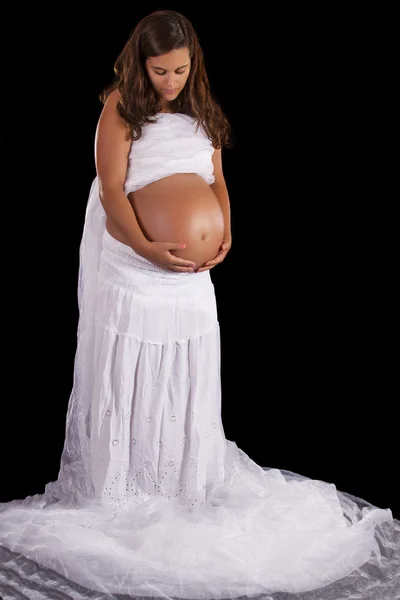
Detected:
left=0, top=179, right=398, bottom=600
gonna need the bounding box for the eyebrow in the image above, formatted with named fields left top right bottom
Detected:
left=152, top=63, right=189, bottom=71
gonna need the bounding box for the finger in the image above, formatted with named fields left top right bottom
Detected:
left=169, top=265, right=195, bottom=273
left=163, top=242, right=187, bottom=251
left=150, top=260, right=190, bottom=272
left=204, top=253, right=226, bottom=267
left=196, top=266, right=212, bottom=272
left=168, top=256, right=196, bottom=268
left=203, top=261, right=217, bottom=268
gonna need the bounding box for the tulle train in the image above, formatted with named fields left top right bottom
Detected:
left=0, top=179, right=398, bottom=599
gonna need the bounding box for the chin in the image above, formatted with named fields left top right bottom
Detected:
left=162, top=91, right=180, bottom=100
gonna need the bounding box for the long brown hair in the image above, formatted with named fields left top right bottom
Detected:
left=100, top=10, right=232, bottom=149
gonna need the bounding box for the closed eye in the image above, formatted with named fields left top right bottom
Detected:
left=153, top=65, right=188, bottom=76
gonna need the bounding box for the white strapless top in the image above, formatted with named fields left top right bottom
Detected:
left=123, top=113, right=215, bottom=195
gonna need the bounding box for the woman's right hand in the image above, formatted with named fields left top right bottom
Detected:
left=140, top=241, right=196, bottom=272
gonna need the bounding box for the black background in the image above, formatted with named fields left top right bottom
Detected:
left=2, top=5, right=397, bottom=519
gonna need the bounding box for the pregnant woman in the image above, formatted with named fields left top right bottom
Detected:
left=0, top=9, right=397, bottom=600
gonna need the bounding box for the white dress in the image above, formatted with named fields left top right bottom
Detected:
left=0, top=113, right=398, bottom=600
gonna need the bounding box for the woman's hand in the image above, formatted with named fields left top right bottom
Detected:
left=141, top=241, right=196, bottom=272
left=196, top=237, right=232, bottom=273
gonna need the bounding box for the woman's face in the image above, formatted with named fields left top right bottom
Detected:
left=146, top=47, right=191, bottom=106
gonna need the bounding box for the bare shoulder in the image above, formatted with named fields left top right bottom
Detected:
left=97, top=88, right=130, bottom=138
left=95, top=88, right=132, bottom=187
left=103, top=88, right=122, bottom=110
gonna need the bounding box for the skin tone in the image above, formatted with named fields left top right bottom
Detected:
left=144, top=48, right=232, bottom=272
left=96, top=47, right=232, bottom=273
left=145, top=48, right=191, bottom=111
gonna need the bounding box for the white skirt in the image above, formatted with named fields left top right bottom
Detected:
left=0, top=182, right=398, bottom=600
left=92, top=228, right=227, bottom=510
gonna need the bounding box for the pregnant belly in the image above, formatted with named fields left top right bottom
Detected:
left=128, top=174, right=225, bottom=268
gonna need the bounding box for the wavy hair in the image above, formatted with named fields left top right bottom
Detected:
left=100, top=10, right=232, bottom=149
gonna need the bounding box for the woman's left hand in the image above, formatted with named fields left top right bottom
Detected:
left=196, top=238, right=232, bottom=272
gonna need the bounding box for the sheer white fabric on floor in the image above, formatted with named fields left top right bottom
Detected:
left=0, top=180, right=399, bottom=600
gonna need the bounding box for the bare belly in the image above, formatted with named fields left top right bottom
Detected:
left=124, top=173, right=225, bottom=268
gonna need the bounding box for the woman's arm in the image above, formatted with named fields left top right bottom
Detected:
left=95, top=90, right=149, bottom=254
left=196, top=147, right=232, bottom=272
left=94, top=91, right=195, bottom=272
left=210, top=148, right=231, bottom=243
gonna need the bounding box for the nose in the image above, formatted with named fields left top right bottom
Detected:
left=166, top=74, right=175, bottom=87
